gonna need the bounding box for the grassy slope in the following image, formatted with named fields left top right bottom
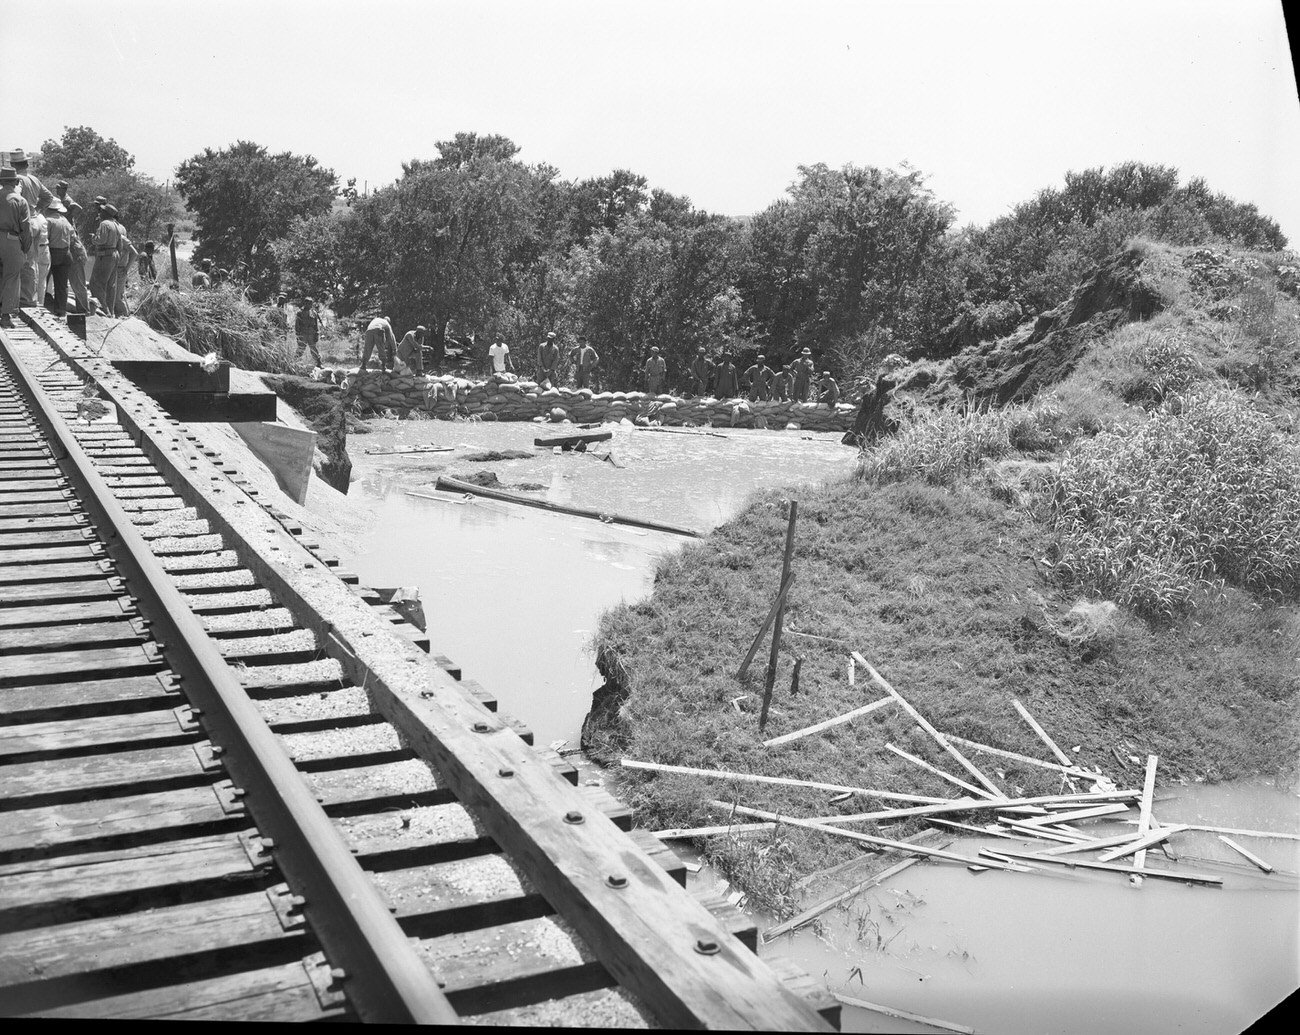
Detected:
left=591, top=240, right=1300, bottom=912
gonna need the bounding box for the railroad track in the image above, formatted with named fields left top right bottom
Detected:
left=0, top=311, right=835, bottom=1028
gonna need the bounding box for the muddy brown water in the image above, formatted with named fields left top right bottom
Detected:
left=340, top=419, right=1298, bottom=1033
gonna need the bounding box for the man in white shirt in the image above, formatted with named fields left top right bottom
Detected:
left=488, top=339, right=512, bottom=375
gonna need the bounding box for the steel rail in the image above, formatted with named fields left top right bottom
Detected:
left=0, top=328, right=458, bottom=1025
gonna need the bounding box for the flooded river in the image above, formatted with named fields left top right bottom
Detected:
left=337, top=417, right=1298, bottom=1033
left=338, top=418, right=858, bottom=748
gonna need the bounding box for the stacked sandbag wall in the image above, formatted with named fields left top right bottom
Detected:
left=346, top=373, right=856, bottom=431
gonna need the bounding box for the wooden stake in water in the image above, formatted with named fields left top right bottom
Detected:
left=759, top=501, right=798, bottom=732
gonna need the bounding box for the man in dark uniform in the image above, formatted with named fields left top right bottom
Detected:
left=818, top=371, right=840, bottom=407
left=536, top=331, right=561, bottom=387
left=772, top=363, right=793, bottom=402
left=792, top=347, right=816, bottom=402
left=88, top=203, right=121, bottom=314
left=744, top=354, right=774, bottom=401
left=295, top=297, right=322, bottom=366
left=0, top=166, right=32, bottom=328
left=713, top=353, right=739, bottom=398
left=573, top=337, right=600, bottom=389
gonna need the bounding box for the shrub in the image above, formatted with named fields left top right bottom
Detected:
left=1047, top=387, right=1300, bottom=618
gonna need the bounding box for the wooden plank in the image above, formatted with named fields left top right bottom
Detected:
left=756, top=788, right=1140, bottom=826
left=0, top=597, right=129, bottom=629
left=0, top=527, right=91, bottom=548
left=1016, top=802, right=1130, bottom=827
left=857, top=656, right=1005, bottom=797
left=1096, top=824, right=1187, bottom=863
left=231, top=422, right=315, bottom=506
left=0, top=834, right=264, bottom=929
left=1133, top=754, right=1158, bottom=879
left=28, top=959, right=339, bottom=1022
left=654, top=822, right=777, bottom=839
left=619, top=759, right=949, bottom=805
left=762, top=694, right=892, bottom=747
left=0, top=577, right=120, bottom=606
left=0, top=478, right=65, bottom=493
left=758, top=500, right=798, bottom=730
left=0, top=742, right=209, bottom=808
left=885, top=741, right=994, bottom=799
left=763, top=957, right=842, bottom=1028
left=0, top=543, right=100, bottom=566
left=1218, top=835, right=1275, bottom=873
left=0, top=643, right=162, bottom=688
left=982, top=848, right=1223, bottom=886
left=0, top=785, right=233, bottom=856
left=835, top=993, right=974, bottom=1034
left=0, top=709, right=192, bottom=762
left=0, top=619, right=144, bottom=656
left=151, top=391, right=278, bottom=423
left=0, top=513, right=84, bottom=532
left=0, top=889, right=293, bottom=992
left=0, top=560, right=111, bottom=586
left=943, top=733, right=1098, bottom=777
left=111, top=359, right=232, bottom=394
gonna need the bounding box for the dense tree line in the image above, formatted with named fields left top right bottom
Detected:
left=36, top=127, right=1287, bottom=391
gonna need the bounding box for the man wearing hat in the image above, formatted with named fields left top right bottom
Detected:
left=818, top=370, right=841, bottom=408
left=43, top=200, right=76, bottom=317
left=535, top=331, right=560, bottom=388
left=7, top=150, right=52, bottom=306
left=0, top=167, right=33, bottom=328
left=792, top=347, right=816, bottom=403
left=395, top=325, right=426, bottom=376
left=644, top=346, right=667, bottom=395
left=88, top=203, right=122, bottom=313
left=772, top=363, right=794, bottom=402
left=295, top=297, right=322, bottom=366
left=687, top=347, right=713, bottom=397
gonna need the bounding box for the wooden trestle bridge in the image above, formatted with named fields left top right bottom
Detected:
left=0, top=309, right=836, bottom=1028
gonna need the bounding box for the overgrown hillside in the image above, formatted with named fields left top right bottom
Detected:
left=589, top=238, right=1300, bottom=914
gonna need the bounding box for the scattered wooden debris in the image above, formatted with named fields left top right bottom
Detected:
left=619, top=759, right=949, bottom=805
left=736, top=572, right=797, bottom=680
left=762, top=696, right=893, bottom=747
left=1097, top=824, right=1188, bottom=863
left=886, top=742, right=998, bottom=799
left=652, top=822, right=775, bottom=839
left=1131, top=755, right=1159, bottom=884
left=856, top=655, right=1005, bottom=797
left=981, top=848, right=1223, bottom=886
left=1218, top=836, right=1275, bottom=873
left=944, top=732, right=1097, bottom=779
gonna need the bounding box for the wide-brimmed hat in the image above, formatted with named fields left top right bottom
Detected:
left=546, top=331, right=556, bottom=339
left=8, top=149, right=29, bottom=165
left=757, top=354, right=766, bottom=361
left=102, top=204, right=119, bottom=217
left=45, top=199, right=65, bottom=212
left=415, top=325, right=427, bottom=334
left=800, top=347, right=812, bottom=355
left=304, top=296, right=314, bottom=304
left=93, top=195, right=108, bottom=205
left=822, top=370, right=832, bottom=376
left=0, top=166, right=18, bottom=184
left=57, top=179, right=69, bottom=189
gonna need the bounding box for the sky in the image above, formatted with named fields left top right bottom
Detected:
left=4, top=0, right=1299, bottom=241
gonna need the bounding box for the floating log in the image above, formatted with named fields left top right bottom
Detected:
left=709, top=802, right=1031, bottom=872
left=886, top=742, right=996, bottom=799
left=762, top=696, right=893, bottom=747
left=534, top=429, right=613, bottom=448
left=619, top=759, right=948, bottom=805
left=1218, top=836, right=1275, bottom=873
left=762, top=835, right=952, bottom=941
left=833, top=994, right=974, bottom=1035
left=856, top=655, right=1004, bottom=797
left=981, top=848, right=1223, bottom=886
left=434, top=475, right=701, bottom=537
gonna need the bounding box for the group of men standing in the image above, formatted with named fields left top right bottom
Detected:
left=1, top=148, right=145, bottom=327
left=680, top=346, right=840, bottom=406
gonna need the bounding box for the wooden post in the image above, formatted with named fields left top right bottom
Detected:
left=758, top=501, right=798, bottom=731
left=736, top=572, right=798, bottom=679
left=167, top=222, right=179, bottom=287
left=789, top=656, right=803, bottom=696
left=1132, top=755, right=1158, bottom=884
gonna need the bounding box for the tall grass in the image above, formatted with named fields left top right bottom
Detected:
left=134, top=283, right=302, bottom=374
left=858, top=403, right=1063, bottom=485
left=1048, top=387, right=1300, bottom=618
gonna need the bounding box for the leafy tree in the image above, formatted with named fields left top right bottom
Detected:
left=431, top=132, right=522, bottom=169
left=69, top=169, right=181, bottom=244
left=270, top=206, right=382, bottom=316
left=35, top=126, right=135, bottom=181
left=175, top=141, right=337, bottom=299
